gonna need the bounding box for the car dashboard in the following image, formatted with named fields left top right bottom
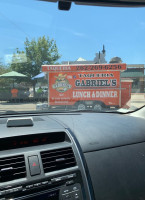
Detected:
left=0, top=109, right=145, bottom=200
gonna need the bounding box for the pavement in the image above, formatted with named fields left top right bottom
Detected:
left=0, top=93, right=145, bottom=113
left=0, top=102, right=36, bottom=112
left=130, top=93, right=145, bottom=109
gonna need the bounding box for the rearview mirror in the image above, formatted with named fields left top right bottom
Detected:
left=40, top=0, right=145, bottom=10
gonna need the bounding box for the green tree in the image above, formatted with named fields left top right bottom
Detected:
left=11, top=36, right=61, bottom=95
left=0, top=62, right=11, bottom=87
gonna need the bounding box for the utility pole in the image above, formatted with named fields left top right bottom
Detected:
left=102, top=45, right=106, bottom=55
left=98, top=51, right=100, bottom=64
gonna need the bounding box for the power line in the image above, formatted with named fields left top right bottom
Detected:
left=0, top=11, right=31, bottom=39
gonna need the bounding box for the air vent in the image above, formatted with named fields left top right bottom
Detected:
left=41, top=147, right=76, bottom=173
left=0, top=155, right=26, bottom=182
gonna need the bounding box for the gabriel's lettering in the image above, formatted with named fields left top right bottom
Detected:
left=75, top=79, right=117, bottom=87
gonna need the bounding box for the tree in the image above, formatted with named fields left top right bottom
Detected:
left=109, top=57, right=122, bottom=63
left=11, top=36, right=61, bottom=95
left=0, top=62, right=11, bottom=87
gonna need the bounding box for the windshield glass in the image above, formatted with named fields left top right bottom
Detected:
left=0, top=0, right=145, bottom=114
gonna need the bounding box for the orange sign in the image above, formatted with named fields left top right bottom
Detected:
left=49, top=71, right=120, bottom=106
left=42, top=63, right=126, bottom=72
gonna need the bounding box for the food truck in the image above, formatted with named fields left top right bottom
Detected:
left=42, top=63, right=132, bottom=110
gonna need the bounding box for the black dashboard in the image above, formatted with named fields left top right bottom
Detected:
left=0, top=109, right=145, bottom=200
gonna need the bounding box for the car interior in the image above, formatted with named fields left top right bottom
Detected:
left=0, top=0, right=145, bottom=200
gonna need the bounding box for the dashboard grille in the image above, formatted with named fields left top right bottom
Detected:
left=41, top=147, right=76, bottom=173
left=0, top=155, right=26, bottom=182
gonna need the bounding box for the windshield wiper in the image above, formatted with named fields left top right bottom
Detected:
left=0, top=110, right=21, bottom=115
left=1, top=106, right=144, bottom=116
left=64, top=109, right=106, bottom=113
left=66, top=108, right=136, bottom=114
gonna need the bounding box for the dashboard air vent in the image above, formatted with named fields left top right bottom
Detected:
left=41, top=147, right=76, bottom=173
left=0, top=155, right=26, bottom=182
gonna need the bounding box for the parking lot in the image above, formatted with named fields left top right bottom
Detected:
left=130, top=93, right=145, bottom=109
left=0, top=93, right=144, bottom=113
left=0, top=102, right=36, bottom=112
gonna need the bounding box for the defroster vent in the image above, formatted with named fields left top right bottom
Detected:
left=0, top=155, right=26, bottom=182
left=41, top=147, right=76, bottom=173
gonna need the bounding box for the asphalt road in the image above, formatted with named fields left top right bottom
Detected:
left=0, top=98, right=144, bottom=113
left=0, top=102, right=36, bottom=112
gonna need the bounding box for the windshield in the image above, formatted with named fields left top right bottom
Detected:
left=0, top=0, right=145, bottom=114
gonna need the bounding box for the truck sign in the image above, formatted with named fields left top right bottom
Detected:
left=42, top=63, right=132, bottom=109
left=42, top=63, right=126, bottom=72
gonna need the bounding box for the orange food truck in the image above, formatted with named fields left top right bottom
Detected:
left=42, top=63, right=132, bottom=110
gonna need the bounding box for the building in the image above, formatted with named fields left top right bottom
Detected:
left=62, top=49, right=145, bottom=93
left=121, top=64, right=144, bottom=93
left=62, top=45, right=107, bottom=65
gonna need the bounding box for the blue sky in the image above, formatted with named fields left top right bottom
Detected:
left=0, top=0, right=145, bottom=65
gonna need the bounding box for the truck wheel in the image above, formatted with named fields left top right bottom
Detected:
left=93, top=103, right=102, bottom=111
left=77, top=103, right=86, bottom=110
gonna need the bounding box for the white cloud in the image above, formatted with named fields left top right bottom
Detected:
left=56, top=27, right=86, bottom=38
left=4, top=53, right=27, bottom=64
left=73, top=32, right=86, bottom=37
